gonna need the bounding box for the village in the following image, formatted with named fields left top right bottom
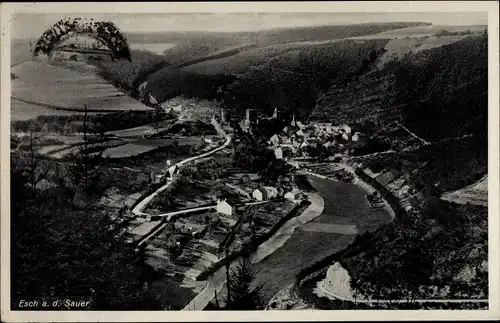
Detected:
left=123, top=105, right=404, bottom=294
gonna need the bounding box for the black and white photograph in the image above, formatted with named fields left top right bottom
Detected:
left=1, top=1, right=499, bottom=322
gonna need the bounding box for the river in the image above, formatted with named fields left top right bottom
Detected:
left=251, top=175, right=393, bottom=302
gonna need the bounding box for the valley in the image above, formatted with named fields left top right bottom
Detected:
left=9, top=17, right=489, bottom=312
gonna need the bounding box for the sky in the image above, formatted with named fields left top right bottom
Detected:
left=11, top=12, right=488, bottom=40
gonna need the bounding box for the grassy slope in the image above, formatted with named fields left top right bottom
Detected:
left=139, top=22, right=427, bottom=102
left=219, top=39, right=389, bottom=121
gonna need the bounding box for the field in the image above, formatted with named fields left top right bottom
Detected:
left=10, top=38, right=38, bottom=67
left=441, top=176, right=488, bottom=206
left=181, top=42, right=318, bottom=75
left=11, top=61, right=152, bottom=117
left=364, top=24, right=486, bottom=38
left=128, top=43, right=177, bottom=55
left=10, top=99, right=98, bottom=121
left=375, top=35, right=475, bottom=68
left=102, top=137, right=204, bottom=159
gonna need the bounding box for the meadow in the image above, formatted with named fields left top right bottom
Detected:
left=11, top=60, right=151, bottom=117
left=128, top=43, right=177, bottom=55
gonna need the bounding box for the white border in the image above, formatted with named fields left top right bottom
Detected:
left=1, top=1, right=499, bottom=322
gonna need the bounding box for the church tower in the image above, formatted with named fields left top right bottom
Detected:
left=272, top=107, right=278, bottom=119
left=291, top=113, right=297, bottom=127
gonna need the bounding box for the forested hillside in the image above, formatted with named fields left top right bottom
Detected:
left=220, top=39, right=389, bottom=120
left=329, top=35, right=488, bottom=302
left=387, top=35, right=487, bottom=141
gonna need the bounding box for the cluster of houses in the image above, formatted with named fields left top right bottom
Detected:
left=361, top=164, right=419, bottom=212
left=270, top=114, right=362, bottom=160
left=215, top=186, right=306, bottom=217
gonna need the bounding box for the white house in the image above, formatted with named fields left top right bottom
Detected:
left=275, top=146, right=293, bottom=159
left=285, top=189, right=305, bottom=203
left=269, top=134, right=281, bottom=147
left=352, top=132, right=360, bottom=142
left=253, top=186, right=279, bottom=201
left=216, top=198, right=236, bottom=216
left=341, top=132, right=349, bottom=141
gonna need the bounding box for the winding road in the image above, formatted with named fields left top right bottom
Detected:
left=131, top=135, right=232, bottom=218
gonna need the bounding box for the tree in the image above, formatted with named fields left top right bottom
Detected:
left=68, top=105, right=107, bottom=204
left=225, top=257, right=264, bottom=310
left=23, top=132, right=50, bottom=198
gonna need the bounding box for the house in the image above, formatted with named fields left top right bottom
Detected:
left=253, top=186, right=279, bottom=201
left=288, top=160, right=301, bottom=169
left=275, top=146, right=293, bottom=159
left=292, top=137, right=302, bottom=149
left=297, top=128, right=315, bottom=139
left=307, top=137, right=319, bottom=145
left=269, top=134, right=281, bottom=147
left=216, top=198, right=237, bottom=216
left=340, top=124, right=352, bottom=135
left=299, top=141, right=310, bottom=149
left=322, top=141, right=336, bottom=151
left=281, top=143, right=296, bottom=153
left=352, top=132, right=361, bottom=142
left=341, top=132, right=349, bottom=141
left=314, top=122, right=333, bottom=129
left=285, top=189, right=305, bottom=203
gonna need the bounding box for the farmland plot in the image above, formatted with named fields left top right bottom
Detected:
left=10, top=99, right=98, bottom=121
left=11, top=61, right=152, bottom=115
left=103, top=137, right=202, bottom=159
left=129, top=43, right=177, bottom=55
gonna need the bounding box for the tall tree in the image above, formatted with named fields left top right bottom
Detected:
left=226, top=257, right=264, bottom=310
left=23, top=132, right=50, bottom=198
left=68, top=105, right=107, bottom=205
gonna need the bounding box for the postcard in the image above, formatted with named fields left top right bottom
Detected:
left=1, top=1, right=498, bottom=322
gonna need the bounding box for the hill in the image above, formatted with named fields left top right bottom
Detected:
left=126, top=22, right=429, bottom=101
left=11, top=60, right=151, bottom=121
left=220, top=39, right=389, bottom=119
